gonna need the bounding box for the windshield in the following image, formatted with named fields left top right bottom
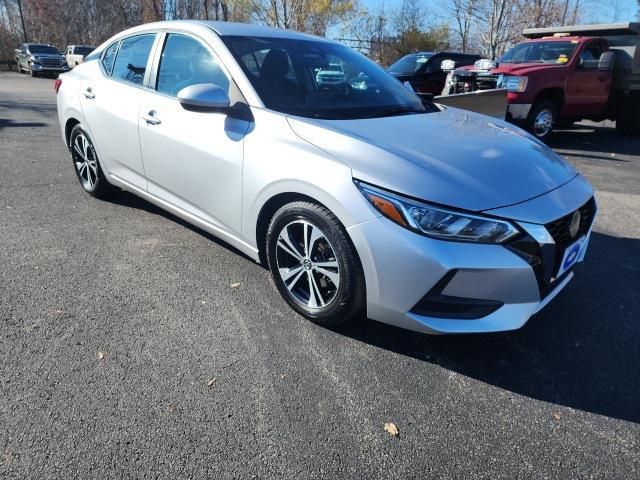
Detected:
left=499, top=41, right=577, bottom=65
left=387, top=53, right=433, bottom=75
left=29, top=45, right=59, bottom=55
left=222, top=36, right=426, bottom=120
left=75, top=47, right=94, bottom=56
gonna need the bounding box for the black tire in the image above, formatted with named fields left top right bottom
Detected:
left=616, top=94, right=640, bottom=136
left=28, top=63, right=36, bottom=76
left=526, top=99, right=557, bottom=142
left=69, top=124, right=117, bottom=199
left=266, top=201, right=366, bottom=327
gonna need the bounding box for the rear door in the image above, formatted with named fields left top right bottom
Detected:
left=79, top=33, right=158, bottom=190
left=137, top=32, right=250, bottom=236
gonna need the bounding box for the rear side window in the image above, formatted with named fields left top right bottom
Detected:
left=111, top=34, right=156, bottom=85
left=156, top=33, right=229, bottom=97
left=101, top=42, right=119, bottom=74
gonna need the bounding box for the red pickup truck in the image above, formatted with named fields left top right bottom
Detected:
left=445, top=23, right=640, bottom=140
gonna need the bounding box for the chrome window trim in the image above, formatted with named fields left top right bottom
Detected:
left=98, top=32, right=159, bottom=93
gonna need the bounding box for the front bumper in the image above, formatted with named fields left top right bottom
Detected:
left=31, top=63, right=69, bottom=73
left=347, top=179, right=595, bottom=334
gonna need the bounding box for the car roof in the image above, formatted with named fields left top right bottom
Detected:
left=146, top=20, right=331, bottom=42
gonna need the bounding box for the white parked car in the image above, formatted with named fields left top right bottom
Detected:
left=64, top=45, right=95, bottom=67
left=55, top=21, right=596, bottom=334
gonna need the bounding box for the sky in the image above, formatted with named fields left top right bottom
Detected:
left=357, top=0, right=639, bottom=25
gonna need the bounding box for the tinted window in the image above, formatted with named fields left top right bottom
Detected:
left=102, top=42, right=119, bottom=74
left=112, top=34, right=156, bottom=85
left=76, top=46, right=94, bottom=56
left=29, top=45, right=59, bottom=54
left=223, top=36, right=425, bottom=120
left=156, top=34, right=229, bottom=97
left=388, top=53, right=433, bottom=75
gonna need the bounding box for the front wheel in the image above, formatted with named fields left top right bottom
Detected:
left=526, top=100, right=557, bottom=142
left=266, top=201, right=366, bottom=327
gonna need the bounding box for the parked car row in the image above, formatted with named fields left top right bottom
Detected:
left=14, top=43, right=94, bottom=76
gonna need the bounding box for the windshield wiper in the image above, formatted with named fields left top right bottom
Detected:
left=364, top=106, right=428, bottom=118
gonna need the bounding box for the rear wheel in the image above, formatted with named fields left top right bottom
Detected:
left=526, top=100, right=557, bottom=142
left=616, top=94, right=640, bottom=136
left=266, top=201, right=365, bottom=327
left=69, top=124, right=117, bottom=199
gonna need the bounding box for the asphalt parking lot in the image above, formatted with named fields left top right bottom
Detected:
left=1, top=71, right=639, bottom=479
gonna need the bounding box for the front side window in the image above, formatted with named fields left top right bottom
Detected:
left=101, top=42, right=119, bottom=75
left=223, top=36, right=425, bottom=120
left=111, top=34, right=156, bottom=85
left=156, top=33, right=229, bottom=97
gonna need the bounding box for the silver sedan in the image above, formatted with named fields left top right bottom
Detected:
left=56, top=21, right=596, bottom=334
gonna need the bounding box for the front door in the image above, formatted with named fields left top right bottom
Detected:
left=565, top=41, right=612, bottom=116
left=138, top=32, right=249, bottom=236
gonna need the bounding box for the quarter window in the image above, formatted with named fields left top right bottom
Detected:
left=156, top=34, right=229, bottom=97
left=111, top=34, right=156, bottom=85
left=101, top=42, right=119, bottom=75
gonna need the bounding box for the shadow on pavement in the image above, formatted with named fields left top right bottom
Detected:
left=550, top=122, right=640, bottom=158
left=102, top=190, right=639, bottom=424
left=102, top=190, right=259, bottom=265
left=332, top=231, right=640, bottom=424
left=0, top=118, right=47, bottom=129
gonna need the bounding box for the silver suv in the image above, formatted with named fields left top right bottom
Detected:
left=15, top=43, right=69, bottom=76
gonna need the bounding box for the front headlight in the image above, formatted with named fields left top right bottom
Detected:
left=499, top=75, right=528, bottom=92
left=30, top=56, right=41, bottom=65
left=356, top=181, right=519, bottom=244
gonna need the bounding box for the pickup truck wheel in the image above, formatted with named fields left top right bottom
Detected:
left=616, top=95, right=640, bottom=136
left=69, top=124, right=117, bottom=199
left=527, top=100, right=557, bottom=141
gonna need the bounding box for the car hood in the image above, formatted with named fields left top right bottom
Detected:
left=287, top=107, right=577, bottom=212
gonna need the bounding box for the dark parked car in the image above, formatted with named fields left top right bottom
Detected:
left=387, top=51, right=481, bottom=96
left=14, top=43, right=69, bottom=76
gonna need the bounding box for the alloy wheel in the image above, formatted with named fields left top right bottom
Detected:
left=72, top=133, right=98, bottom=190
left=275, top=220, right=341, bottom=309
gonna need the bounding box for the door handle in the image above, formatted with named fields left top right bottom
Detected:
left=82, top=87, right=95, bottom=99
left=141, top=111, right=161, bottom=125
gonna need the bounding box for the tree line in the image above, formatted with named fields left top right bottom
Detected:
left=0, top=0, right=616, bottom=65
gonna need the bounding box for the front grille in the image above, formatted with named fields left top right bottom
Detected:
left=545, top=196, right=597, bottom=270
left=507, top=196, right=596, bottom=298
left=42, top=58, right=62, bottom=67
left=454, top=73, right=500, bottom=93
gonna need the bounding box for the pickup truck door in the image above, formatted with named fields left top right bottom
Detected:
left=565, top=41, right=612, bottom=116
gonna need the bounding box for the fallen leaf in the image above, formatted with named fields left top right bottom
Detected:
left=201, top=300, right=207, bottom=304
left=207, top=378, right=217, bottom=388
left=553, top=413, right=561, bottom=421
left=54, top=309, right=63, bottom=314
left=384, top=422, right=399, bottom=437
left=280, top=372, right=288, bottom=379
left=96, top=351, right=105, bottom=360
left=230, top=282, right=241, bottom=288
left=168, top=404, right=177, bottom=412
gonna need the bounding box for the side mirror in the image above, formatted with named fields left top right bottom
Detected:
left=440, top=59, right=456, bottom=72
left=177, top=83, right=230, bottom=112
left=597, top=51, right=616, bottom=71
